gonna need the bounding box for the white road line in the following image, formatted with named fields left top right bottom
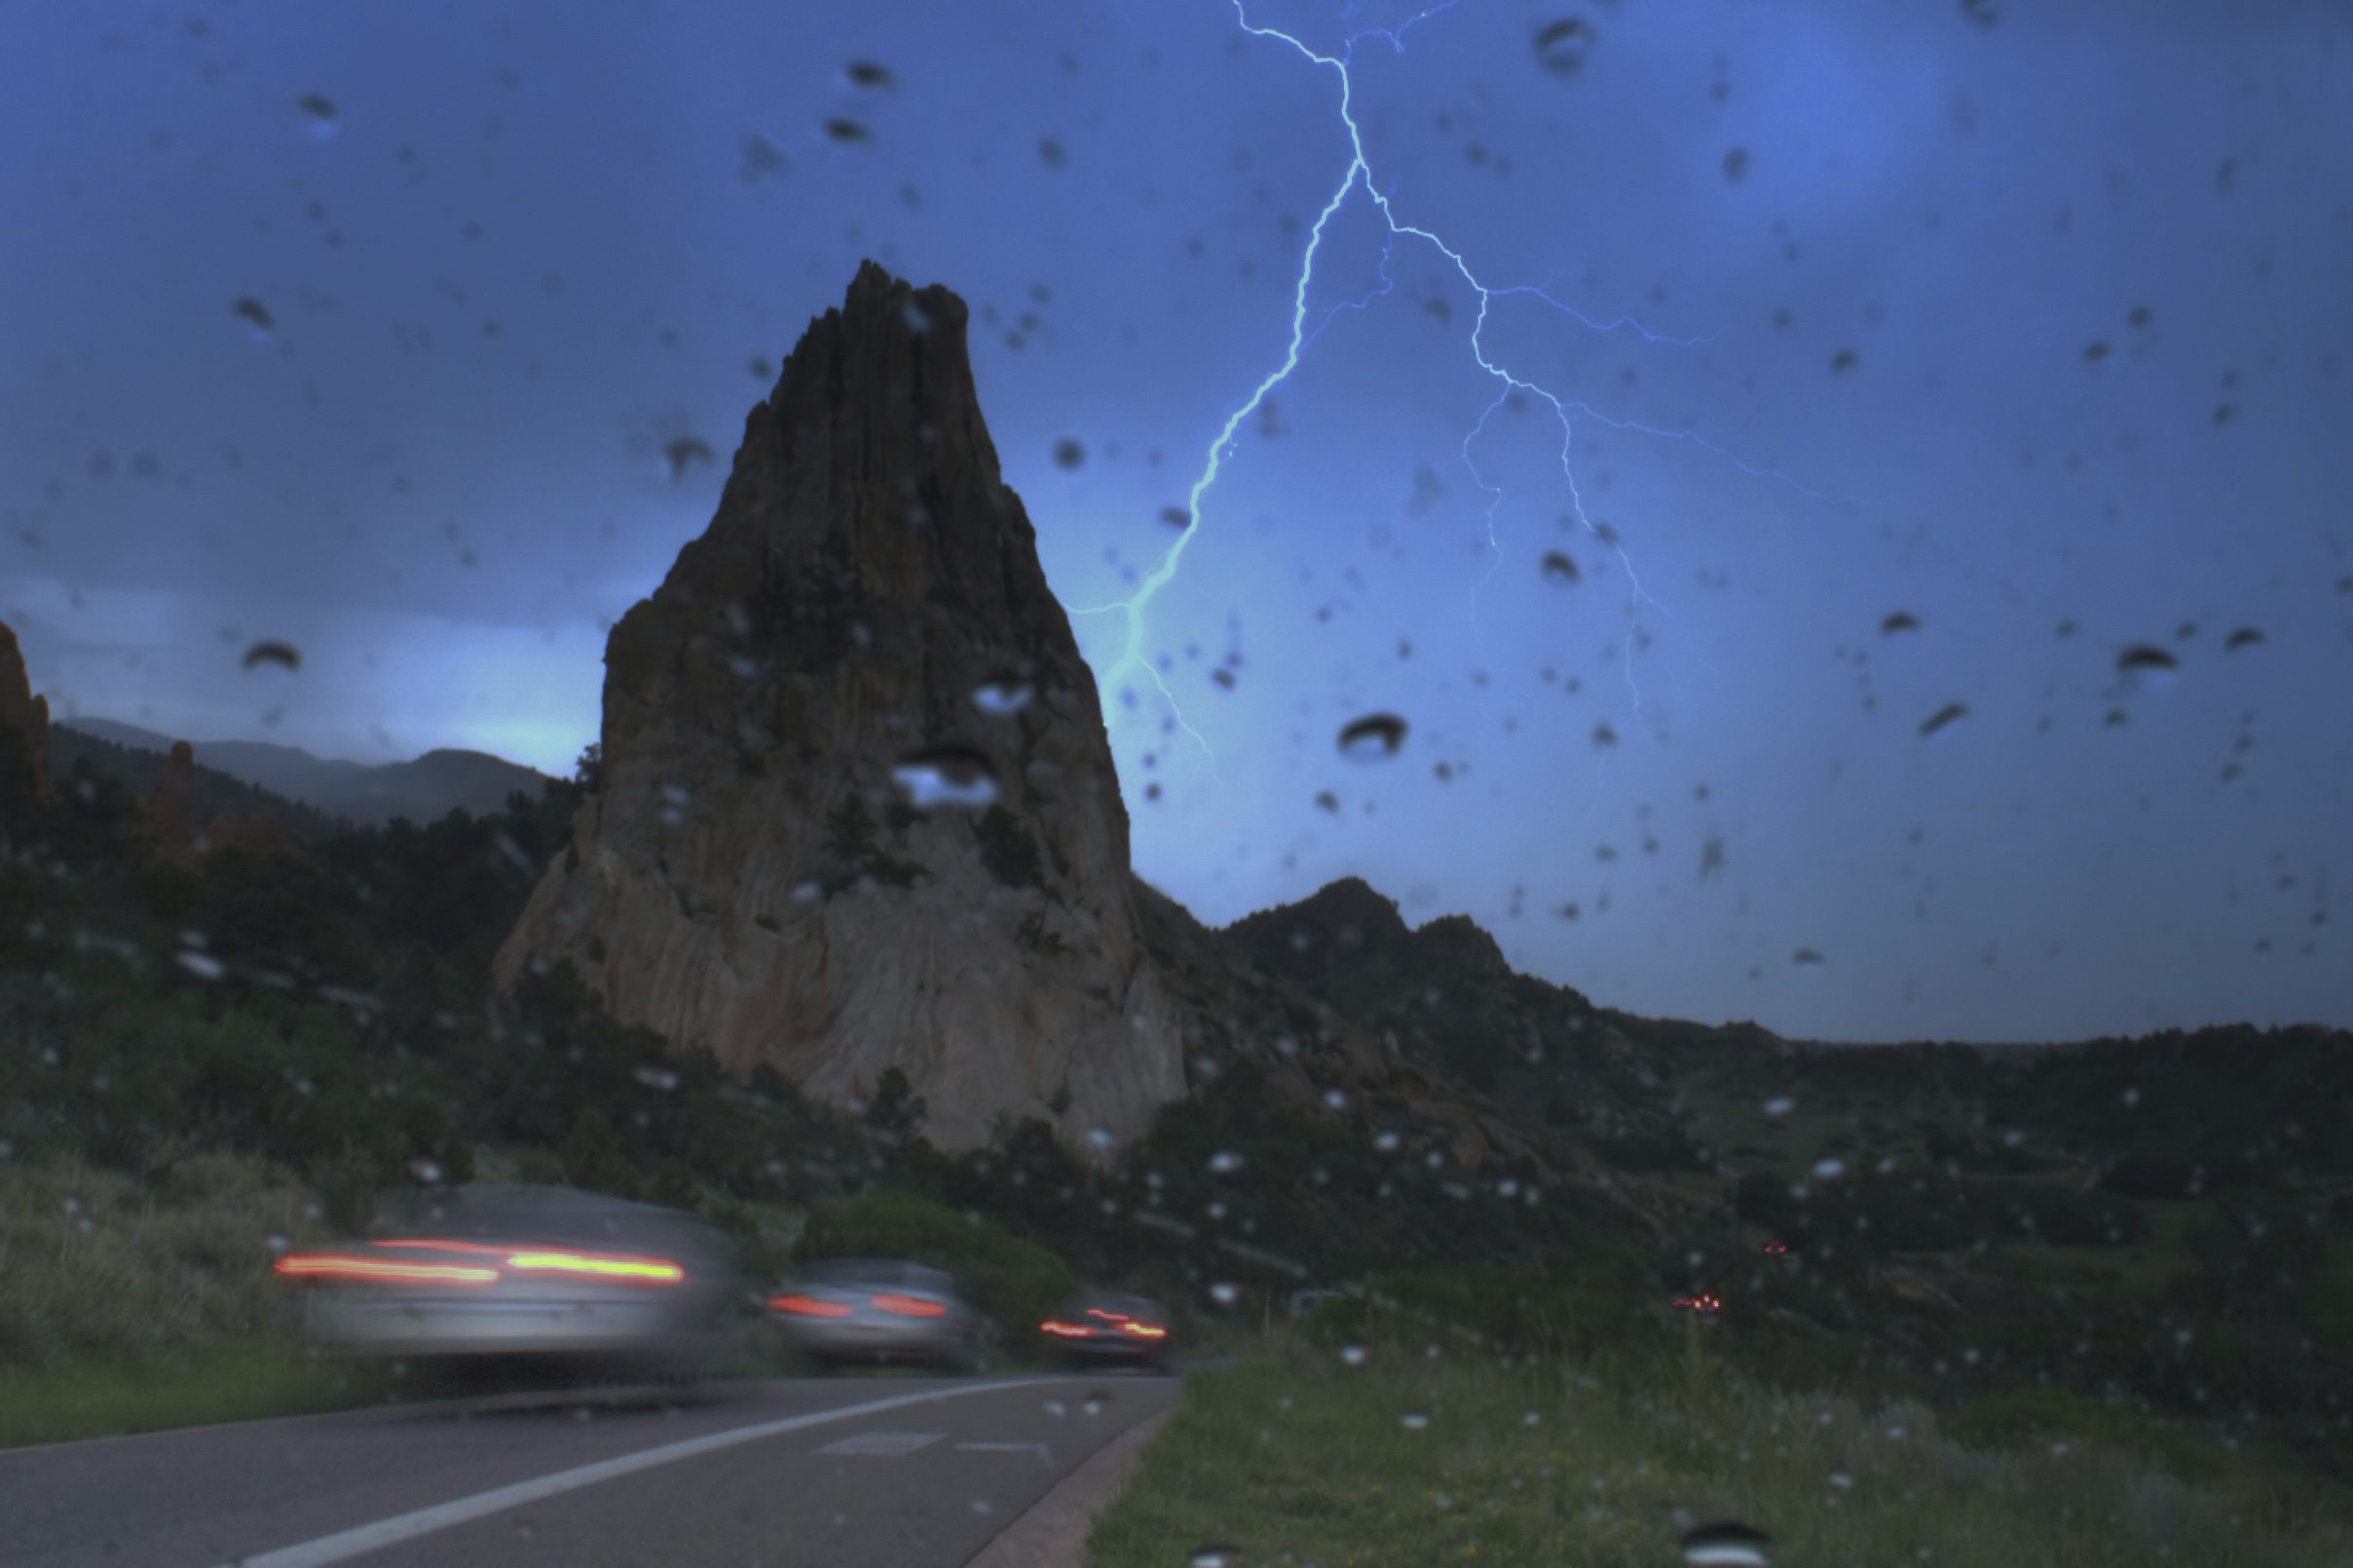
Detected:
left=816, top=1430, right=945, bottom=1456
left=953, top=1440, right=1055, bottom=1464
left=212, top=1380, right=1057, bottom=1568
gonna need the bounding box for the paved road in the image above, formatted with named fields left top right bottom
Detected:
left=0, top=1372, right=1180, bottom=1568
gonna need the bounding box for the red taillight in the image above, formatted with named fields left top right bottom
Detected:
left=1119, top=1322, right=1169, bottom=1339
left=274, top=1254, right=498, bottom=1285
left=770, top=1293, right=853, bottom=1317
left=1040, top=1320, right=1094, bottom=1337
left=872, top=1293, right=947, bottom=1318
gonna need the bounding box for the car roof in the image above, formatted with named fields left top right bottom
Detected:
left=800, top=1257, right=958, bottom=1291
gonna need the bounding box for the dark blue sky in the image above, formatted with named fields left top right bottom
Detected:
left=4, top=0, right=2347, bottom=1042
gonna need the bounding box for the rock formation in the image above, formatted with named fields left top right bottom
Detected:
left=494, top=261, right=1187, bottom=1152
left=0, top=619, right=54, bottom=824
left=144, top=739, right=313, bottom=871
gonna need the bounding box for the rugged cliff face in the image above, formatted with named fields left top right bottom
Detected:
left=0, top=620, right=54, bottom=825
left=493, top=261, right=1187, bottom=1152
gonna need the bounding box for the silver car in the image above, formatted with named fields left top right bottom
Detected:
left=767, top=1258, right=989, bottom=1372
left=274, top=1184, right=746, bottom=1372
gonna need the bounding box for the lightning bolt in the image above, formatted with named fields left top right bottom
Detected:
left=1077, top=1, right=1853, bottom=749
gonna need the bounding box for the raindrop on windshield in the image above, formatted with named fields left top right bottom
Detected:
left=1338, top=713, right=1406, bottom=760
left=296, top=93, right=338, bottom=137
left=1680, top=1518, right=1774, bottom=1566
left=1919, top=702, right=1967, bottom=737
left=1881, top=611, right=1920, bottom=634
left=970, top=679, right=1032, bottom=717
left=890, top=745, right=998, bottom=808
left=1532, top=18, right=1596, bottom=77
left=1540, top=550, right=1581, bottom=585
left=1209, top=1282, right=1240, bottom=1306
left=663, top=436, right=715, bottom=479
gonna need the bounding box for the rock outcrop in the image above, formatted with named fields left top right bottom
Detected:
left=143, top=740, right=314, bottom=871
left=494, top=261, right=1187, bottom=1152
left=0, top=619, right=54, bottom=823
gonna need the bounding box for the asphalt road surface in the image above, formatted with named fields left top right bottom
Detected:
left=0, top=1371, right=1181, bottom=1568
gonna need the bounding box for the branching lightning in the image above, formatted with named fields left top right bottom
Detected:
left=1077, top=0, right=1851, bottom=744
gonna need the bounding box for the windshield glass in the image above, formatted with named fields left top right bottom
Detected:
left=4, top=1, right=2347, bottom=1561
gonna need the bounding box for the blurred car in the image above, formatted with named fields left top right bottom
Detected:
left=1040, top=1290, right=1175, bottom=1372
left=272, top=1183, right=747, bottom=1373
left=766, top=1258, right=989, bottom=1372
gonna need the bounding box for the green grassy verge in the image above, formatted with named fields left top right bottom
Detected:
left=1092, top=1322, right=2353, bottom=1568
left=0, top=1335, right=392, bottom=1450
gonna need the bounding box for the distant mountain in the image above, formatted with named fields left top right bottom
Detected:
left=54, top=718, right=551, bottom=830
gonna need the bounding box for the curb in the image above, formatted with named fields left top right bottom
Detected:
left=964, top=1407, right=1171, bottom=1568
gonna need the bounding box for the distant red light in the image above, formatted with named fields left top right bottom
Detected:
left=872, top=1293, right=948, bottom=1318
left=771, top=1293, right=852, bottom=1317
left=1762, top=1242, right=1788, bottom=1255
left=1040, top=1321, right=1094, bottom=1337
left=1671, top=1293, right=1724, bottom=1314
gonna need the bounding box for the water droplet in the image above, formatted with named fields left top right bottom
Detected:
left=843, top=60, right=895, bottom=90
left=174, top=951, right=226, bottom=981
left=1811, top=1158, right=1846, bottom=1179
left=1540, top=550, right=1581, bottom=585
left=662, top=436, right=715, bottom=480
left=2115, top=644, right=2179, bottom=691
left=2223, top=626, right=2264, bottom=652
left=1042, top=1399, right=1065, bottom=1416
left=242, top=640, right=301, bottom=676
left=1906, top=700, right=1969, bottom=741
left=1322, top=1088, right=1346, bottom=1109
left=1208, top=1150, right=1244, bottom=1174
left=890, top=745, right=998, bottom=809
left=406, top=1157, right=443, bottom=1185
left=1052, top=437, right=1085, bottom=470
left=231, top=297, right=275, bottom=337
left=1532, top=17, right=1596, bottom=77
left=1762, top=1097, right=1795, bottom=1117
left=1341, top=1344, right=1368, bottom=1366
left=1880, top=611, right=1920, bottom=634
left=1374, top=1132, right=1401, bottom=1152
left=1209, top=1282, right=1240, bottom=1306
left=822, top=118, right=872, bottom=144
left=1400, top=1411, right=1430, bottom=1430
left=1338, top=713, right=1407, bottom=760
left=1828, top=1471, right=1853, bottom=1489
left=1680, top=1518, right=1774, bottom=1567
left=970, top=679, right=1033, bottom=716
left=632, top=1064, right=680, bottom=1092
left=1792, top=949, right=1825, bottom=970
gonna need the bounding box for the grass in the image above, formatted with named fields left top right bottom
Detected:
left=0, top=1150, right=391, bottom=1448
left=0, top=1335, right=392, bottom=1449
left=1090, top=1317, right=2353, bottom=1568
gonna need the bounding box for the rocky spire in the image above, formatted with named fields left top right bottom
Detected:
left=0, top=619, right=54, bottom=824
left=494, top=261, right=1186, bottom=1152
